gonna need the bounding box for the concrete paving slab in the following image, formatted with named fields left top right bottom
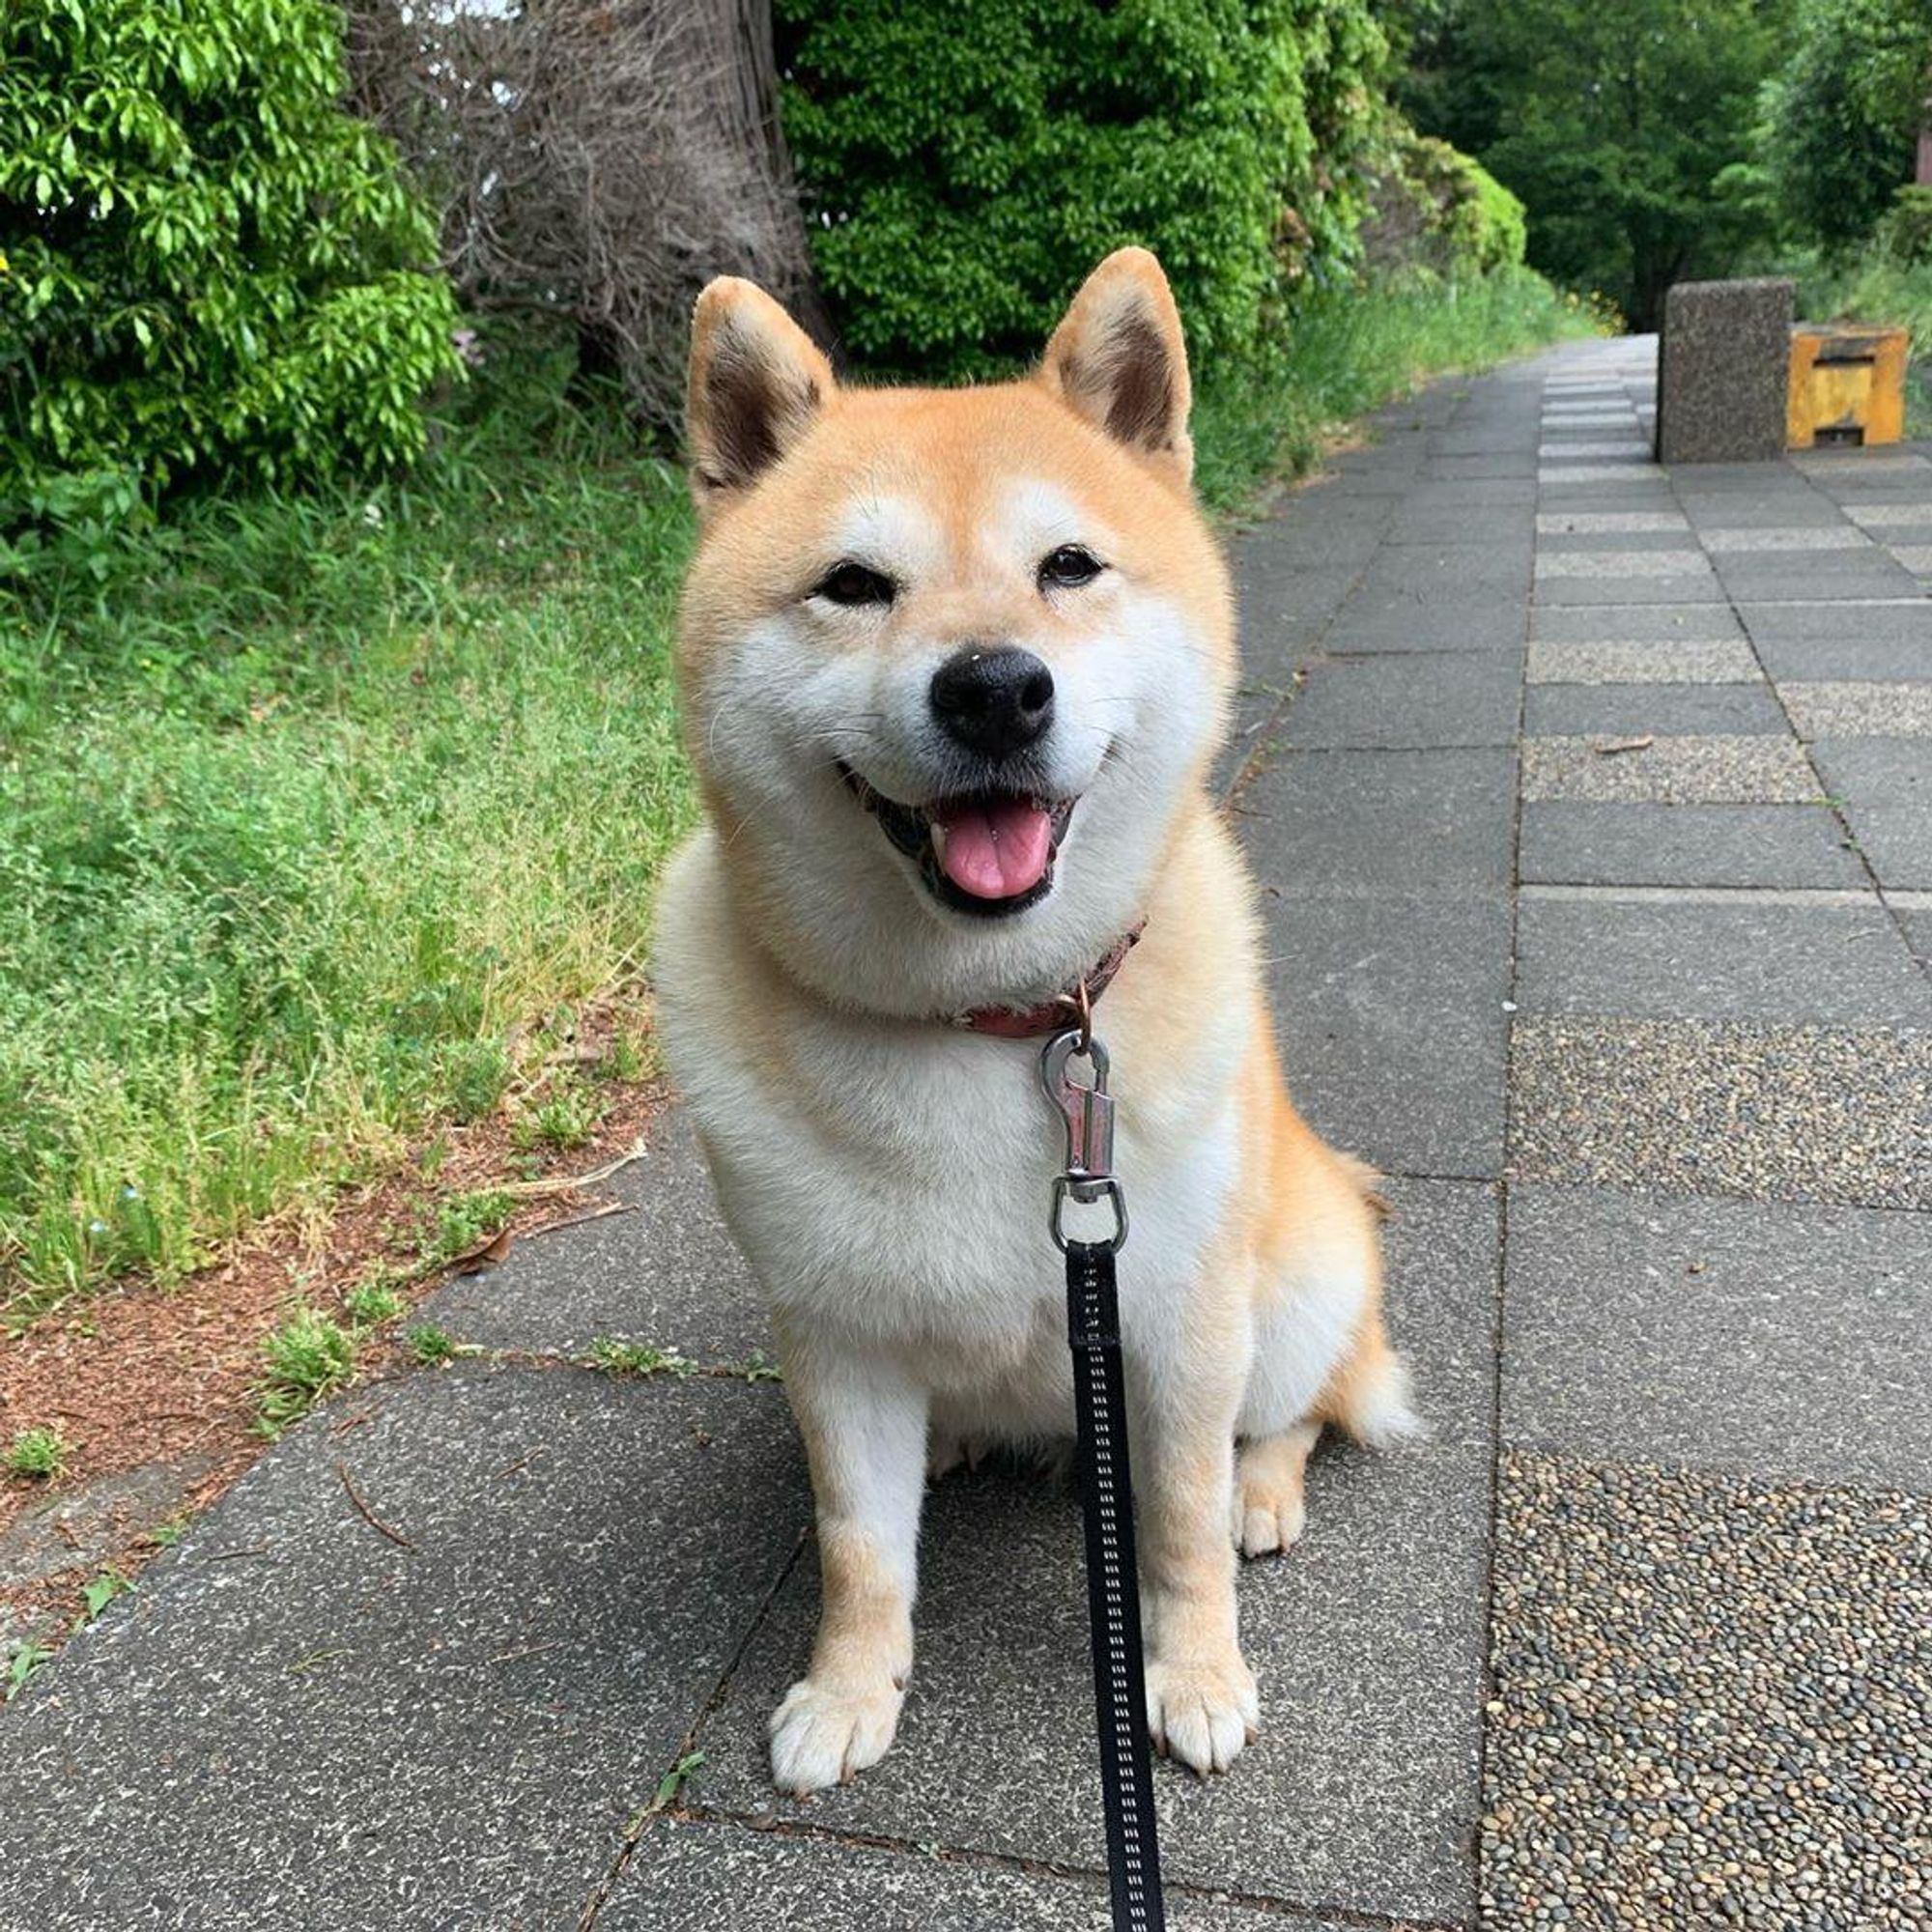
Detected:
left=1811, top=737, right=1932, bottom=886
left=1513, top=895, right=1932, bottom=1024
left=606, top=1818, right=1373, bottom=1931
left=1520, top=733, right=1817, bottom=803
left=1699, top=524, right=1870, bottom=552
left=1714, top=560, right=1925, bottom=602
left=1529, top=602, right=1743, bottom=642
left=417, top=1102, right=770, bottom=1362
left=0, top=1366, right=810, bottom=1932
left=1894, top=895, right=1932, bottom=961
left=1484, top=1455, right=1928, bottom=1930
left=1502, top=1186, right=1932, bottom=1487
left=1260, top=898, right=1512, bottom=1178
left=1507, top=1015, right=1932, bottom=1209
left=1534, top=571, right=1725, bottom=607
left=1533, top=548, right=1709, bottom=576
left=1518, top=801, right=1864, bottom=889
left=1810, top=734, right=1931, bottom=801
left=1239, top=749, right=1517, bottom=899
left=1357, top=547, right=1533, bottom=596
left=1521, top=680, right=1787, bottom=736
left=1324, top=592, right=1525, bottom=652
left=1423, top=454, right=1537, bottom=481
left=1836, top=802, right=1932, bottom=888
left=1233, top=562, right=1362, bottom=661
left=1281, top=654, right=1521, bottom=749
left=1677, top=496, right=1852, bottom=528
left=693, top=1179, right=1500, bottom=1927
left=1750, top=631, right=1932, bottom=683
left=1534, top=511, right=1687, bottom=534
left=1382, top=507, right=1537, bottom=548
left=1401, top=479, right=1538, bottom=511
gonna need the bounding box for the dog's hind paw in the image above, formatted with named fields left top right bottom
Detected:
left=1146, top=1653, right=1259, bottom=1776
left=769, top=1675, right=904, bottom=1794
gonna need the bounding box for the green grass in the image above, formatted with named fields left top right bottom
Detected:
left=403, top=1321, right=465, bottom=1366
left=256, top=1305, right=356, bottom=1437
left=587, top=1337, right=696, bottom=1378
left=0, top=272, right=1591, bottom=1326
left=1, top=355, right=695, bottom=1323
left=412, top=1187, right=514, bottom=1272
left=1191, top=265, right=1603, bottom=514
left=3, top=1425, right=70, bottom=1480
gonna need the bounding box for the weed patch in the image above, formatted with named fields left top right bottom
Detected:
left=3, top=1426, right=69, bottom=1480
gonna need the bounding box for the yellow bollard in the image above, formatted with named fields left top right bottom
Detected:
left=1787, top=324, right=1909, bottom=448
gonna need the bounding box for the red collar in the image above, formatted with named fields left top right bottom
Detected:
left=952, top=922, right=1146, bottom=1039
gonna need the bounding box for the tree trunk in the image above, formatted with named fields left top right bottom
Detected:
left=686, top=0, right=838, bottom=355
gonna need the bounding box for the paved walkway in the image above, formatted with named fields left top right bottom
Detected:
left=3, top=338, right=1927, bottom=1931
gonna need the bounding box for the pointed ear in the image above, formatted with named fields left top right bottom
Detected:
left=687, top=277, right=834, bottom=513
left=1038, top=248, right=1192, bottom=481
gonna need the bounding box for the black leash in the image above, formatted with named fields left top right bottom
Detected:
left=1044, top=1030, right=1167, bottom=1932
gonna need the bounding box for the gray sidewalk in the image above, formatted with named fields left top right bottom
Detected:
left=4, top=339, right=1927, bottom=1931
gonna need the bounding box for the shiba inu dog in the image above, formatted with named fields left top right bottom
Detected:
left=651, top=248, right=1417, bottom=1795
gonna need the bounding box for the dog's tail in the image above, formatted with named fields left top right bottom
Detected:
left=1323, top=1320, right=1426, bottom=1448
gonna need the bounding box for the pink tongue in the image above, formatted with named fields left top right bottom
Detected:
left=932, top=799, right=1054, bottom=898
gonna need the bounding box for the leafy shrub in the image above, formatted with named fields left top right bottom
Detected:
left=776, top=0, right=1390, bottom=377
left=1362, top=119, right=1526, bottom=280
left=1760, top=0, right=1931, bottom=253
left=0, top=0, right=461, bottom=500
left=1878, top=185, right=1932, bottom=266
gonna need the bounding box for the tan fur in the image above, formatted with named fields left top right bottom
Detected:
left=654, top=249, right=1416, bottom=1792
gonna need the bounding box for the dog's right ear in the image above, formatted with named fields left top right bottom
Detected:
left=687, top=279, right=835, bottom=516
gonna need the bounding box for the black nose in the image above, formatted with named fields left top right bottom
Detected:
left=929, top=647, right=1055, bottom=758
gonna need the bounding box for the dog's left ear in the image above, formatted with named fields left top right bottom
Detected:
left=1039, top=248, right=1192, bottom=483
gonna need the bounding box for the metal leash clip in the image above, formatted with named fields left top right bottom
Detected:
left=1041, top=1025, right=1128, bottom=1254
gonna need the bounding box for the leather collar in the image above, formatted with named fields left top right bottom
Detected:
left=952, top=922, right=1146, bottom=1039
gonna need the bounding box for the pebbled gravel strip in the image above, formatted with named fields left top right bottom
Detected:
left=1521, top=735, right=1820, bottom=804
left=1525, top=640, right=1759, bottom=685
left=1508, top=1017, right=1932, bottom=1210
left=1483, top=1454, right=1930, bottom=1930
left=1779, top=681, right=1932, bottom=740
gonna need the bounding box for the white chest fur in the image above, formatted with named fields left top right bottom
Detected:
left=652, top=836, right=1243, bottom=1415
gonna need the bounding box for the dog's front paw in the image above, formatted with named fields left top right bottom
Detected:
left=769, top=1675, right=904, bottom=1795
left=1146, top=1652, right=1259, bottom=1776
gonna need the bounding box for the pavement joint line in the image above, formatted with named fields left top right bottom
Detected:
left=669, top=1804, right=1463, bottom=1931
left=573, top=1526, right=814, bottom=1930
left=1884, top=889, right=1932, bottom=910
left=1663, top=456, right=1932, bottom=970
left=1472, top=373, right=1544, bottom=1932
left=1518, top=883, right=1880, bottom=908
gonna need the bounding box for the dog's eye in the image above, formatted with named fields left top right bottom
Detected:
left=814, top=561, right=896, bottom=608
left=1038, top=544, right=1103, bottom=590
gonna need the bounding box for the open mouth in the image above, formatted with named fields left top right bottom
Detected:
left=838, top=764, right=1076, bottom=918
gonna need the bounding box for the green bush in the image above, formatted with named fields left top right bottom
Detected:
left=776, top=0, right=1391, bottom=377
left=1364, top=120, right=1526, bottom=279
left=0, top=0, right=460, bottom=502
left=1878, top=185, right=1932, bottom=266
left=1760, top=0, right=1931, bottom=254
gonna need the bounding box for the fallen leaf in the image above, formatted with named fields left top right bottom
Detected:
left=453, top=1227, right=514, bottom=1274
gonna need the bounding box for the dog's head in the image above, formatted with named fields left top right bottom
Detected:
left=676, top=248, right=1235, bottom=1017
